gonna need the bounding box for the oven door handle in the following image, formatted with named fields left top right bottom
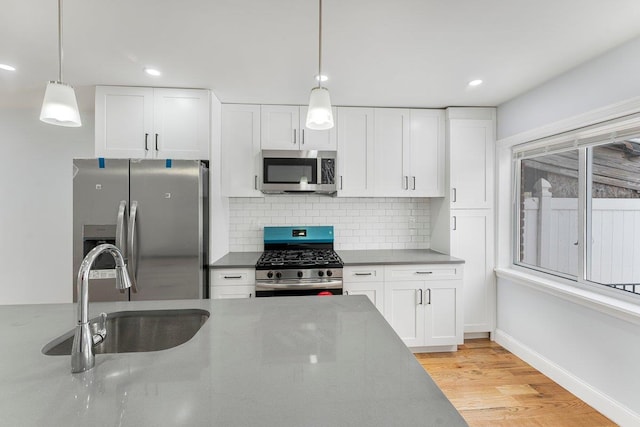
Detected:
left=255, top=279, right=343, bottom=290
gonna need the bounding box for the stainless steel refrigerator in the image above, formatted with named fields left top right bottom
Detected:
left=73, top=159, right=208, bottom=302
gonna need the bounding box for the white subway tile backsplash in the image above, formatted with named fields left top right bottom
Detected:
left=228, top=196, right=431, bottom=251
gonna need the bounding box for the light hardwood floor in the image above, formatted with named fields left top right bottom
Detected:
left=416, top=339, right=617, bottom=427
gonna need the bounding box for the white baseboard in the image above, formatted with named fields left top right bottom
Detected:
left=495, top=329, right=640, bottom=427
left=464, top=332, right=490, bottom=340
left=410, top=345, right=457, bottom=353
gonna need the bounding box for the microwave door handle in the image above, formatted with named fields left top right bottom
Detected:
left=127, top=201, right=139, bottom=293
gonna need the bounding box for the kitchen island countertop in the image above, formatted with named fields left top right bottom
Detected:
left=0, top=296, right=467, bottom=426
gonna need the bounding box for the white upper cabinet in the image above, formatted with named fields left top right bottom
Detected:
left=260, top=105, right=299, bottom=150
left=95, top=86, right=153, bottom=158
left=152, top=89, right=210, bottom=159
left=373, top=108, right=444, bottom=197
left=373, top=108, right=410, bottom=197
left=95, top=86, right=210, bottom=160
left=449, top=118, right=494, bottom=208
left=221, top=104, right=262, bottom=197
left=408, top=110, right=445, bottom=197
left=260, top=105, right=336, bottom=151
left=336, top=107, right=375, bottom=197
left=299, top=106, right=337, bottom=150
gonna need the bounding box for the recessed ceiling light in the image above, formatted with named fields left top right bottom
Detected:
left=315, top=74, right=328, bottom=82
left=468, top=79, right=483, bottom=87
left=0, top=64, right=16, bottom=71
left=144, top=67, right=161, bottom=77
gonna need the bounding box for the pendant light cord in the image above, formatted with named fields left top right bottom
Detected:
left=318, top=0, right=322, bottom=89
left=58, top=0, right=63, bottom=82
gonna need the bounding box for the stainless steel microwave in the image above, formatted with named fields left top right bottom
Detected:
left=261, top=150, right=337, bottom=195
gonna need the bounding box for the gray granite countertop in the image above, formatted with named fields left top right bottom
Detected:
left=338, top=249, right=464, bottom=265
left=0, top=297, right=467, bottom=427
left=210, top=249, right=463, bottom=269
left=209, top=251, right=262, bottom=268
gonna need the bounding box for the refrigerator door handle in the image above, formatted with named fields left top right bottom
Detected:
left=127, top=201, right=139, bottom=293
left=115, top=200, right=127, bottom=254
left=115, top=200, right=128, bottom=293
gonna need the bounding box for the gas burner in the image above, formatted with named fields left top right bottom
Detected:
left=256, top=249, right=343, bottom=269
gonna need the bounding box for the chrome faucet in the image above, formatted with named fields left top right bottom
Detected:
left=71, top=243, right=132, bottom=373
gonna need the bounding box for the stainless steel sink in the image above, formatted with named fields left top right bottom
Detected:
left=42, top=309, right=209, bottom=356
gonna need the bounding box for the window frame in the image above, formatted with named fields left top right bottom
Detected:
left=512, top=114, right=640, bottom=301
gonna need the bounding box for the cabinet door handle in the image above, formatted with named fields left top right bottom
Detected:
left=417, top=289, right=423, bottom=305
left=344, top=290, right=349, bottom=295
left=340, top=176, right=343, bottom=190
left=452, top=187, right=457, bottom=202
left=354, top=272, right=372, bottom=276
left=425, top=288, right=431, bottom=305
left=452, top=215, right=457, bottom=231
left=254, top=175, right=258, bottom=190
left=249, top=293, right=253, bottom=298
left=416, top=271, right=433, bottom=275
left=144, top=133, right=149, bottom=151
left=301, top=129, right=305, bottom=145
left=155, top=133, right=159, bottom=151
left=404, top=176, right=409, bottom=190
left=224, top=275, right=242, bottom=279
left=293, top=129, right=297, bottom=145
left=412, top=176, right=416, bottom=190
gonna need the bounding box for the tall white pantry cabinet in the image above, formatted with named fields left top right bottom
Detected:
left=431, top=107, right=496, bottom=337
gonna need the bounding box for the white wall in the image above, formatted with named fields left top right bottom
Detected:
left=496, top=35, right=640, bottom=425
left=497, top=279, right=640, bottom=422
left=0, top=89, right=94, bottom=304
left=229, top=196, right=430, bottom=252
left=498, top=36, right=640, bottom=140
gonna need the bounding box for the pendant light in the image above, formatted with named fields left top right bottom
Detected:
left=305, top=0, right=334, bottom=130
left=40, top=0, right=82, bottom=127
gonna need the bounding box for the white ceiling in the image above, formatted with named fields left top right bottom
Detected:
left=2, top=0, right=640, bottom=110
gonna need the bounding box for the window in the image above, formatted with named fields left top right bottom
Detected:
left=515, top=124, right=640, bottom=297
left=587, top=142, right=640, bottom=294
left=518, top=149, right=579, bottom=278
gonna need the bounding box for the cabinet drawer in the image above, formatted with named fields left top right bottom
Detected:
left=384, top=264, right=462, bottom=281
left=343, top=266, right=384, bottom=282
left=210, top=269, right=255, bottom=286
left=211, top=285, right=255, bottom=299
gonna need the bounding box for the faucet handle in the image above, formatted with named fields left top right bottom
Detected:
left=92, top=312, right=107, bottom=346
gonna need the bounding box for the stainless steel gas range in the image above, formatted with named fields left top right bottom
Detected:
left=255, top=226, right=343, bottom=297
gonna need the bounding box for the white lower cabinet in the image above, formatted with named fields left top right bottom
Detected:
left=383, top=265, right=463, bottom=349
left=343, top=266, right=384, bottom=313
left=344, top=263, right=463, bottom=350
left=210, top=268, right=255, bottom=299
left=450, top=209, right=494, bottom=333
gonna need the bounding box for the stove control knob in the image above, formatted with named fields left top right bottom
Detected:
left=297, top=271, right=304, bottom=278
left=318, top=270, right=324, bottom=277
left=267, top=271, right=274, bottom=279
left=275, top=272, right=282, bottom=279
left=326, top=270, right=333, bottom=277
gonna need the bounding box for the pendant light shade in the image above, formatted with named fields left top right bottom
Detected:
left=40, top=81, right=81, bottom=127
left=40, top=0, right=81, bottom=127
left=306, top=87, right=334, bottom=130
left=305, top=0, right=334, bottom=130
